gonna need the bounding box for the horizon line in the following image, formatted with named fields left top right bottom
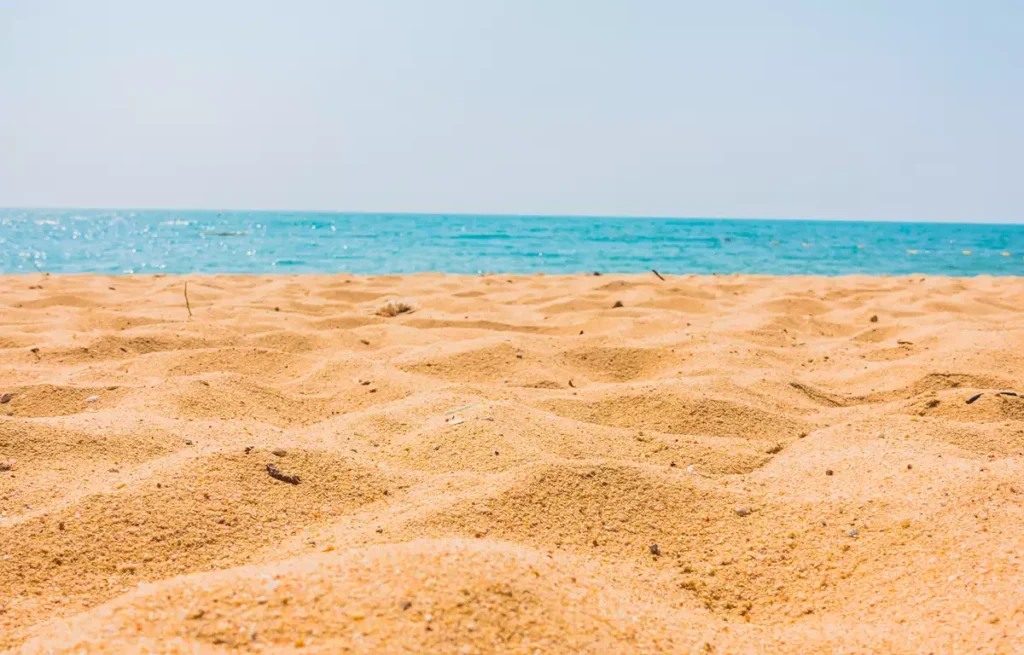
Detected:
left=2, top=205, right=1023, bottom=228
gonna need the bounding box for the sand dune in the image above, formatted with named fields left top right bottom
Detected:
left=2, top=273, right=1023, bottom=653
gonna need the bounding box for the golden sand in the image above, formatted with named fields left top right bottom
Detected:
left=1, top=273, right=1023, bottom=653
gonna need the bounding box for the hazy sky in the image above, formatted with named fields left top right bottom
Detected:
left=2, top=1, right=1022, bottom=221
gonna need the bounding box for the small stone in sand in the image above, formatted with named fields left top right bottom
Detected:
left=0, top=393, right=11, bottom=404
left=870, top=315, right=878, bottom=323
left=735, top=507, right=750, bottom=517
left=85, top=395, right=100, bottom=403
left=649, top=543, right=661, bottom=556
left=847, top=528, right=859, bottom=537
left=612, top=301, right=624, bottom=308
left=826, top=469, right=833, bottom=476
left=272, top=449, right=287, bottom=457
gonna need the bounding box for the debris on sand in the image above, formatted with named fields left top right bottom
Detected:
left=735, top=507, right=751, bottom=517
left=85, top=395, right=100, bottom=403
left=966, top=393, right=983, bottom=404
left=376, top=300, right=416, bottom=317
left=266, top=463, right=300, bottom=485
left=0, top=459, right=14, bottom=472
left=649, top=543, right=661, bottom=556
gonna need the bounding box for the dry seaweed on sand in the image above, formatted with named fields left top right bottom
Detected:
left=266, top=463, right=300, bottom=485
left=376, top=299, right=416, bottom=317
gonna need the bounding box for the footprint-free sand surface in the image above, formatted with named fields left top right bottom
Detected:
left=1, top=273, right=1023, bottom=653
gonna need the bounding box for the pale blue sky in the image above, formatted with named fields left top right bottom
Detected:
left=1, top=1, right=1022, bottom=221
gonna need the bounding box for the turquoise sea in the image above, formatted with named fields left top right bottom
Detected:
left=2, top=209, right=1022, bottom=276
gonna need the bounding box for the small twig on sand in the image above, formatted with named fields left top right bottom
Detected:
left=266, top=463, right=300, bottom=485
left=652, top=269, right=666, bottom=281
left=184, top=281, right=193, bottom=318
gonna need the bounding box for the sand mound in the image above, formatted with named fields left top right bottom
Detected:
left=1, top=384, right=128, bottom=417
left=16, top=540, right=708, bottom=654
left=0, top=448, right=391, bottom=644
left=2, top=273, right=1023, bottom=653
left=538, top=391, right=811, bottom=444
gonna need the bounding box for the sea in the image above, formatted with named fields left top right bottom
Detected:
left=2, top=209, right=1022, bottom=276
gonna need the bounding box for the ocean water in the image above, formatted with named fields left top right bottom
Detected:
left=2, top=208, right=1022, bottom=276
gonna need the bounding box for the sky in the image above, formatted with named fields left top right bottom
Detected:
left=1, top=1, right=1022, bottom=222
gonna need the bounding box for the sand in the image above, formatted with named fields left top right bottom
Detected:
left=1, top=272, right=1023, bottom=653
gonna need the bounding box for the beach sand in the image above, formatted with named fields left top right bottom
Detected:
left=1, top=273, right=1023, bottom=653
